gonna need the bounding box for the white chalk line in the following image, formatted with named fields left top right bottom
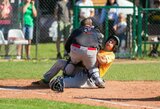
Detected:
left=1, top=87, right=160, bottom=109
left=0, top=87, right=23, bottom=91
left=87, top=98, right=160, bottom=109
left=0, top=87, right=47, bottom=95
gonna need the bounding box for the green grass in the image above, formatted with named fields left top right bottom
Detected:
left=0, top=61, right=160, bottom=80
left=31, top=43, right=64, bottom=59
left=105, top=62, right=160, bottom=80
left=0, top=99, right=113, bottom=109
left=0, top=61, right=54, bottom=79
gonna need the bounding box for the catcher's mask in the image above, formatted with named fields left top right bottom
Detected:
left=106, top=35, right=120, bottom=51
left=80, top=17, right=99, bottom=28
left=80, top=17, right=93, bottom=26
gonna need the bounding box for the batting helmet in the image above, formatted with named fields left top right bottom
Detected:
left=106, top=35, right=120, bottom=51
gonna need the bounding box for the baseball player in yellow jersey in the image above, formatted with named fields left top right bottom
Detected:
left=97, top=35, right=120, bottom=78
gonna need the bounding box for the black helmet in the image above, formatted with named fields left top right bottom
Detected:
left=110, top=35, right=120, bottom=47
left=106, top=35, right=120, bottom=51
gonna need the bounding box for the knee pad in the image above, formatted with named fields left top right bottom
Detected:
left=88, top=68, right=105, bottom=88
left=88, top=68, right=99, bottom=79
left=64, top=63, right=75, bottom=76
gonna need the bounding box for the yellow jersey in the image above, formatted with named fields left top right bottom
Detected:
left=97, top=50, right=115, bottom=77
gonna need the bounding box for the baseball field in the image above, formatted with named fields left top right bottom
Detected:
left=0, top=44, right=160, bottom=109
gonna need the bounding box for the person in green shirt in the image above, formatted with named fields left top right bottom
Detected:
left=18, top=0, right=37, bottom=60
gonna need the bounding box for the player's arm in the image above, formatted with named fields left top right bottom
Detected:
left=97, top=52, right=115, bottom=64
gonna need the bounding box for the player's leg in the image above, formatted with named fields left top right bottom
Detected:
left=43, top=59, right=68, bottom=82
left=64, top=71, right=96, bottom=88
left=88, top=67, right=105, bottom=88
left=69, top=45, right=82, bottom=64
left=82, top=50, right=105, bottom=88
left=32, top=59, right=73, bottom=87
left=63, top=61, right=76, bottom=76
left=50, top=67, right=96, bottom=89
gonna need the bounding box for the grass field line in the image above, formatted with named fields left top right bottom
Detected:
left=87, top=98, right=160, bottom=109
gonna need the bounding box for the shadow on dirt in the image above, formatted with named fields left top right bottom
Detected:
left=0, top=84, right=49, bottom=90
left=74, top=96, right=160, bottom=101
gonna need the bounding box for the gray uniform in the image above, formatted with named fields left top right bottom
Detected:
left=65, top=26, right=105, bottom=88
left=64, top=71, right=96, bottom=88
left=43, top=59, right=96, bottom=88
left=45, top=26, right=104, bottom=88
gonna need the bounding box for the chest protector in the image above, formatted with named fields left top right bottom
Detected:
left=75, top=27, right=102, bottom=48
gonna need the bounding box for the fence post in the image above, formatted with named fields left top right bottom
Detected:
left=132, top=0, right=137, bottom=58
left=137, top=7, right=142, bottom=57
left=73, top=0, right=76, bottom=29
left=35, top=0, right=40, bottom=60
left=73, top=1, right=79, bottom=29
left=105, top=8, right=109, bottom=41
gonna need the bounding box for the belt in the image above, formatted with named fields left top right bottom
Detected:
left=72, top=44, right=96, bottom=50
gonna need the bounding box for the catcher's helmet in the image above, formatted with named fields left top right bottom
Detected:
left=80, top=17, right=99, bottom=28
left=80, top=17, right=93, bottom=26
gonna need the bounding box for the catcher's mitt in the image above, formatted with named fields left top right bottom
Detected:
left=49, top=76, right=64, bottom=92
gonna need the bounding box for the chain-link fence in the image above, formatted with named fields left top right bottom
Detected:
left=74, top=5, right=137, bottom=58
left=137, top=8, right=160, bottom=57
left=1, top=0, right=159, bottom=60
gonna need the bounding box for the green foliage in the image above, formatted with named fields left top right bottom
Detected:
left=0, top=99, right=113, bottom=109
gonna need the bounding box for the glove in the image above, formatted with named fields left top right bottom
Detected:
left=49, top=76, right=64, bottom=92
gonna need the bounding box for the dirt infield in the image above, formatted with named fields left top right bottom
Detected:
left=0, top=79, right=160, bottom=109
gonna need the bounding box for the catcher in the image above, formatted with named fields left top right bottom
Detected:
left=32, top=18, right=119, bottom=92
left=32, top=17, right=104, bottom=88
left=49, top=35, right=120, bottom=92
left=63, top=17, right=104, bottom=88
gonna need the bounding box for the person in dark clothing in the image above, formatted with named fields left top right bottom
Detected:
left=54, top=0, right=71, bottom=59
left=65, top=17, right=103, bottom=53
left=99, top=0, right=119, bottom=37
